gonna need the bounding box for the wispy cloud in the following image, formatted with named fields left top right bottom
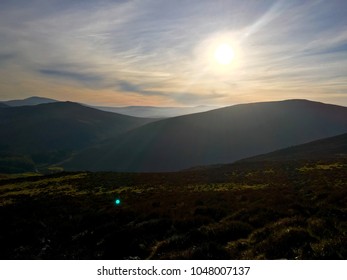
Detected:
left=0, top=53, right=15, bottom=67
left=39, top=69, right=102, bottom=82
left=117, top=80, right=167, bottom=97
left=0, top=0, right=347, bottom=106
left=39, top=69, right=104, bottom=88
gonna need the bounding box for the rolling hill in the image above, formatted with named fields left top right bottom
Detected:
left=0, top=102, right=155, bottom=172
left=94, top=105, right=219, bottom=118
left=1, top=96, right=58, bottom=107
left=0, top=103, right=9, bottom=108
left=63, top=99, right=347, bottom=172
left=240, top=132, right=347, bottom=162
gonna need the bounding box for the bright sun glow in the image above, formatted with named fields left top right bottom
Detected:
left=194, top=32, right=240, bottom=74
left=214, top=44, right=235, bottom=65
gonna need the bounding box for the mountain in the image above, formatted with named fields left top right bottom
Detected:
left=2, top=96, right=58, bottom=107
left=0, top=102, right=155, bottom=171
left=63, top=99, right=347, bottom=172
left=93, top=105, right=219, bottom=118
left=0, top=103, right=9, bottom=108
left=240, top=132, right=347, bottom=162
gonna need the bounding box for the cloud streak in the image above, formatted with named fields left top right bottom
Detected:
left=0, top=0, right=347, bottom=106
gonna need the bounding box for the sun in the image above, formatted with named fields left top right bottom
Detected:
left=214, top=43, right=235, bottom=65
left=194, top=32, right=240, bottom=74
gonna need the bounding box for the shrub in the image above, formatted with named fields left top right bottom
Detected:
left=190, top=242, right=230, bottom=259
left=257, top=227, right=314, bottom=259
left=225, top=239, right=250, bottom=259
left=193, top=206, right=227, bottom=220
left=311, top=238, right=347, bottom=259
left=200, top=220, right=253, bottom=243
left=173, top=216, right=214, bottom=231
left=307, top=217, right=334, bottom=239
left=149, top=229, right=205, bottom=259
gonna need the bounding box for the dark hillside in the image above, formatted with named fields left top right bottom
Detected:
left=241, top=132, right=347, bottom=162
left=0, top=102, right=155, bottom=172
left=65, top=99, right=347, bottom=172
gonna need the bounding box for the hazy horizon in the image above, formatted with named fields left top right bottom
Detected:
left=1, top=0, right=347, bottom=107
left=2, top=95, right=347, bottom=110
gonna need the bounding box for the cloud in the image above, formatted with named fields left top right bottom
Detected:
left=39, top=69, right=101, bottom=82
left=0, top=0, right=347, bottom=106
left=0, top=53, right=15, bottom=66
left=117, top=80, right=166, bottom=96
left=172, top=92, right=227, bottom=105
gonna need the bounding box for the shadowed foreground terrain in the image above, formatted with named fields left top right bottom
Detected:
left=0, top=158, right=346, bottom=260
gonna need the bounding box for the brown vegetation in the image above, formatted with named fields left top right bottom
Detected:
left=0, top=158, right=346, bottom=259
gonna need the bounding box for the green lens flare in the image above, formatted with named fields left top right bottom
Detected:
left=115, top=199, right=121, bottom=205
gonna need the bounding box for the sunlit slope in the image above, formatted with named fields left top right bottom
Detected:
left=64, top=99, right=347, bottom=172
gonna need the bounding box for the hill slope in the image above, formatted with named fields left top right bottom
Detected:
left=2, top=96, right=58, bottom=107
left=240, top=132, right=347, bottom=162
left=94, top=105, right=219, bottom=118
left=0, top=102, right=155, bottom=171
left=64, top=99, right=347, bottom=172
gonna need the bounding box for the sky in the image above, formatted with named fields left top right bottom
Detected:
left=0, top=0, right=347, bottom=107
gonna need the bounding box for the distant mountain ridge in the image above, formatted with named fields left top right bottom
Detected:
left=0, top=101, right=155, bottom=153
left=1, top=96, right=218, bottom=118
left=2, top=96, right=58, bottom=107
left=94, top=105, right=220, bottom=118
left=2, top=98, right=347, bottom=173
left=0, top=102, right=155, bottom=172
left=63, top=99, right=347, bottom=172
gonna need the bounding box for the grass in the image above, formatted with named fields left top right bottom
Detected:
left=0, top=158, right=346, bottom=259
left=297, top=162, right=345, bottom=172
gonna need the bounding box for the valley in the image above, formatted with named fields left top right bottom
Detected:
left=1, top=97, right=346, bottom=260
